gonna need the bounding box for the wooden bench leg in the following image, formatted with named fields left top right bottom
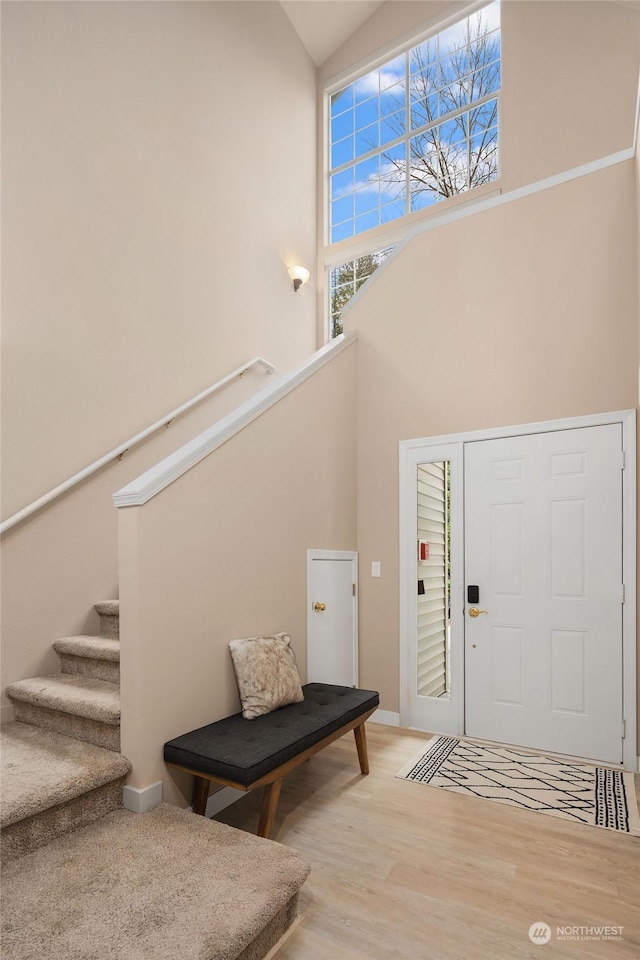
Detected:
left=353, top=721, right=370, bottom=775
left=192, top=776, right=211, bottom=816
left=258, top=779, right=283, bottom=839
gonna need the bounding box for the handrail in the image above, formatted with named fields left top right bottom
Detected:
left=0, top=356, right=276, bottom=536
left=113, top=332, right=358, bottom=509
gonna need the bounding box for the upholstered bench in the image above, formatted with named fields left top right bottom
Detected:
left=164, top=683, right=379, bottom=838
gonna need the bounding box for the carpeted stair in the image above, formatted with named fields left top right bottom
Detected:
left=1, top=803, right=310, bottom=960
left=1, top=599, right=310, bottom=958
left=1, top=600, right=127, bottom=862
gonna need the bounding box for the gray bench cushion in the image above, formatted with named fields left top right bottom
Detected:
left=164, top=683, right=379, bottom=787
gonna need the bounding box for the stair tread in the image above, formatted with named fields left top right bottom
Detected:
left=53, top=635, right=120, bottom=662
left=94, top=600, right=119, bottom=617
left=2, top=804, right=309, bottom=960
left=1, top=722, right=131, bottom=829
left=5, top=675, right=120, bottom=724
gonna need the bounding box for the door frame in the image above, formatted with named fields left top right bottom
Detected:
left=399, top=409, right=637, bottom=770
left=307, top=549, right=359, bottom=686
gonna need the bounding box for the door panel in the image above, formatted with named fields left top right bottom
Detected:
left=307, top=557, right=357, bottom=687
left=464, top=424, right=623, bottom=763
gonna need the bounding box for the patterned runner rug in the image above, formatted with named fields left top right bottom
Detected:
left=397, top=736, right=640, bottom=835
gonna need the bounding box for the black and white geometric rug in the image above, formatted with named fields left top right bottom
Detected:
left=397, top=736, right=640, bottom=835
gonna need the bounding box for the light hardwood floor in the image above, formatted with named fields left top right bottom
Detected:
left=215, top=723, right=640, bottom=960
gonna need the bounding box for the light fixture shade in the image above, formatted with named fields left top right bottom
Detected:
left=287, top=265, right=310, bottom=291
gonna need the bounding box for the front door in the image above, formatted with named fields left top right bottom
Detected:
left=464, top=424, right=624, bottom=764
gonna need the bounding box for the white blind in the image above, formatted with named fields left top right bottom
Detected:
left=417, top=462, right=448, bottom=698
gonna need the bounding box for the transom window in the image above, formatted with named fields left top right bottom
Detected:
left=328, top=1, right=501, bottom=244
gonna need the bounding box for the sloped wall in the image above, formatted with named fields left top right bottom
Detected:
left=1, top=0, right=317, bottom=711
left=118, top=344, right=357, bottom=802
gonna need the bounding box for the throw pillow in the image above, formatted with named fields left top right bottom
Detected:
left=228, top=632, right=304, bottom=719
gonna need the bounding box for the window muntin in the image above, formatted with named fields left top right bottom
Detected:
left=329, top=2, right=500, bottom=243
left=329, top=247, right=395, bottom=338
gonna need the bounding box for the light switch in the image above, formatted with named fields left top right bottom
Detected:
left=371, top=562, right=381, bottom=578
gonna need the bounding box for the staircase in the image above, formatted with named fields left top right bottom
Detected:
left=1, top=601, right=131, bottom=863
left=1, top=600, right=310, bottom=960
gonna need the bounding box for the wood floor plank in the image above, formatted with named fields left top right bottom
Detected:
left=215, top=723, right=640, bottom=960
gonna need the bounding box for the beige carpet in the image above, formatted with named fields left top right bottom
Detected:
left=397, top=736, right=640, bottom=835
left=1, top=803, right=310, bottom=960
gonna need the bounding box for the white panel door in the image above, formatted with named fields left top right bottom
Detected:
left=464, top=425, right=624, bottom=763
left=307, top=555, right=357, bottom=687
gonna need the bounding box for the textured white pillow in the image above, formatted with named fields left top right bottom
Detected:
left=228, top=632, right=304, bottom=720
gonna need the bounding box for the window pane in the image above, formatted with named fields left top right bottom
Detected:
left=471, top=61, right=501, bottom=100
left=355, top=155, right=380, bottom=185
left=469, top=98, right=497, bottom=135
left=470, top=128, right=498, bottom=184
left=439, top=49, right=470, bottom=88
left=355, top=69, right=379, bottom=103
left=409, top=63, right=437, bottom=100
left=331, top=110, right=354, bottom=142
left=331, top=196, right=354, bottom=226
left=355, top=188, right=378, bottom=215
left=410, top=94, right=438, bottom=130
left=331, top=86, right=354, bottom=116
left=331, top=220, right=355, bottom=243
left=411, top=186, right=439, bottom=212
left=440, top=18, right=469, bottom=58
left=410, top=37, right=437, bottom=69
left=356, top=98, right=379, bottom=129
left=380, top=200, right=405, bottom=224
left=380, top=142, right=406, bottom=202
left=331, top=137, right=354, bottom=169
left=355, top=210, right=380, bottom=234
left=355, top=123, right=379, bottom=157
left=331, top=167, right=354, bottom=200
left=380, top=80, right=406, bottom=117
left=380, top=54, right=405, bottom=89
left=440, top=113, right=468, bottom=146
left=380, top=109, right=405, bottom=146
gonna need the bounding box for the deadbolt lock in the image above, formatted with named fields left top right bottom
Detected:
left=313, top=602, right=327, bottom=612
left=468, top=607, right=488, bottom=618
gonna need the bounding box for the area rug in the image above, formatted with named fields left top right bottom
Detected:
left=397, top=736, right=640, bottom=835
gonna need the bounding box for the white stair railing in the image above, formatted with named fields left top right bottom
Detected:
left=1, top=356, right=275, bottom=535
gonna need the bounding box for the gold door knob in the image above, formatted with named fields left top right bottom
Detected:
left=313, top=602, right=327, bottom=612
left=468, top=607, right=488, bottom=618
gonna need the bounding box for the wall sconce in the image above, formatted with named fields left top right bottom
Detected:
left=287, top=265, right=310, bottom=293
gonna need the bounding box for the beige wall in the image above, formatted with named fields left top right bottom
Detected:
left=119, top=345, right=357, bottom=802
left=1, top=1, right=317, bottom=710
left=347, top=160, right=639, bottom=712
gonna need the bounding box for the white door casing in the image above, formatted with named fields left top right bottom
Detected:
left=307, top=550, right=358, bottom=687
left=464, top=424, right=624, bottom=764
left=399, top=410, right=636, bottom=769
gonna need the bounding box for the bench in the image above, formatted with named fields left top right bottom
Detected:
left=164, top=682, right=379, bottom=839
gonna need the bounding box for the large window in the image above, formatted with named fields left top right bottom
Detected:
left=329, top=2, right=500, bottom=244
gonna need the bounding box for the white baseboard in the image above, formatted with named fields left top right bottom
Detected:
left=371, top=708, right=400, bottom=727
left=123, top=780, right=163, bottom=814
left=204, top=785, right=245, bottom=818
